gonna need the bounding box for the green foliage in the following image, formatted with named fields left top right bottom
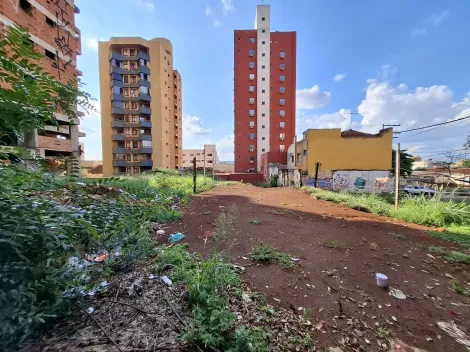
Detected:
left=392, top=149, right=414, bottom=177
left=461, top=160, right=470, bottom=167
left=269, top=174, right=279, bottom=187
left=429, top=227, right=470, bottom=248
left=0, top=26, right=95, bottom=143
left=450, top=279, right=470, bottom=296
left=428, top=246, right=447, bottom=256
left=213, top=205, right=239, bottom=256
left=250, top=219, right=261, bottom=225
left=0, top=166, right=192, bottom=348
left=445, top=251, right=470, bottom=264
left=251, top=244, right=295, bottom=269
left=304, top=187, right=470, bottom=236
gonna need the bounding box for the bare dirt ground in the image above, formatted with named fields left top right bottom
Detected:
left=167, top=184, right=470, bottom=352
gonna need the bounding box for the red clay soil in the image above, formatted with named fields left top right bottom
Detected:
left=167, top=184, right=470, bottom=352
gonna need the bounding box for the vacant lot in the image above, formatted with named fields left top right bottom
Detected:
left=168, top=184, right=470, bottom=352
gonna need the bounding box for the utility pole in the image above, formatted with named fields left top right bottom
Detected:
left=314, top=162, right=321, bottom=188
left=193, top=157, right=197, bottom=194
left=395, top=143, right=400, bottom=209
left=203, top=149, right=206, bottom=185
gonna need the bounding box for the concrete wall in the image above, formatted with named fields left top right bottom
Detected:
left=295, top=128, right=393, bottom=178
left=182, top=145, right=217, bottom=168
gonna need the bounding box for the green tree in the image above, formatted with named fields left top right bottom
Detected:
left=0, top=25, right=95, bottom=147
left=462, top=160, right=470, bottom=168
left=391, top=149, right=414, bottom=177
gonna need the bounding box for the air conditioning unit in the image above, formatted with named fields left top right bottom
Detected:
left=249, top=160, right=254, bottom=164
left=249, top=149, right=254, bottom=152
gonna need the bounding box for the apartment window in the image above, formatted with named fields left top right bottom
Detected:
left=280, top=122, right=285, bottom=129
left=249, top=73, right=255, bottom=80
left=132, top=102, right=138, bottom=109
left=130, top=62, right=137, bottom=69
left=262, top=41, right=265, bottom=44
left=249, top=156, right=255, bottom=164
left=140, top=86, right=149, bottom=95
left=249, top=121, right=255, bottom=128
left=126, top=154, right=132, bottom=161
left=280, top=63, right=285, bottom=70
left=280, top=51, right=286, bottom=58
left=249, top=133, right=255, bottom=140
left=262, top=17, right=265, bottom=21
left=131, top=76, right=137, bottom=83
left=303, top=150, right=307, bottom=156
left=133, top=141, right=139, bottom=148
left=249, top=62, right=255, bottom=69
left=132, top=115, right=138, bottom=122
left=123, top=76, right=129, bottom=83
left=249, top=37, right=255, bottom=43
left=123, top=62, right=129, bottom=70
left=122, top=88, right=128, bottom=97
left=249, top=98, right=255, bottom=104
left=142, top=140, right=152, bottom=147
left=249, top=109, right=255, bottom=116
left=250, top=144, right=255, bottom=152
left=262, top=137, right=265, bottom=140
left=280, top=133, right=285, bottom=140
left=134, top=167, right=140, bottom=174
left=115, top=153, right=124, bottom=160
left=20, top=0, right=32, bottom=12
left=125, top=128, right=130, bottom=135
left=262, top=29, right=265, bottom=33
left=262, top=125, right=265, bottom=128
left=249, top=49, right=255, bottom=56
left=280, top=75, right=285, bottom=82
left=130, top=88, right=137, bottom=97
left=45, top=16, right=56, bottom=27
left=44, top=49, right=56, bottom=60
left=130, top=49, right=136, bottom=56
left=124, top=102, right=129, bottom=109
left=132, top=129, right=138, bottom=136
left=280, top=99, right=285, bottom=106
left=133, top=154, right=139, bottom=161
left=249, top=85, right=255, bottom=92
left=262, top=77, right=265, bottom=81
left=262, top=101, right=265, bottom=105
left=262, top=53, right=266, bottom=57
left=280, top=87, right=285, bottom=94
left=280, top=145, right=285, bottom=152
left=123, top=49, right=129, bottom=56
left=262, top=113, right=265, bottom=117
left=280, top=110, right=285, bottom=117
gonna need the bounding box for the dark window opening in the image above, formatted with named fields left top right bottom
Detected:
left=45, top=49, right=56, bottom=60
left=20, top=0, right=32, bottom=12
left=45, top=16, right=56, bottom=27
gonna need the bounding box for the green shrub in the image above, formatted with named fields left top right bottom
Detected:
left=251, top=244, right=295, bottom=268
left=269, top=174, right=279, bottom=187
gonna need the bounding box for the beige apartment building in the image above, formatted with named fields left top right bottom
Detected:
left=99, top=37, right=183, bottom=176
left=0, top=0, right=85, bottom=160
left=183, top=145, right=217, bottom=169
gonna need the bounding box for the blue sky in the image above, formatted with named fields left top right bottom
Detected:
left=77, top=0, right=470, bottom=162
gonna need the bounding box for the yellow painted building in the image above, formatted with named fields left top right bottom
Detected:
left=98, top=37, right=183, bottom=177
left=295, top=128, right=393, bottom=178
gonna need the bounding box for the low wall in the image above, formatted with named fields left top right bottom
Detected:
left=222, top=173, right=264, bottom=184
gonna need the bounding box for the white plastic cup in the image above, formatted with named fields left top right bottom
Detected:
left=376, top=273, right=388, bottom=288
left=161, top=276, right=172, bottom=286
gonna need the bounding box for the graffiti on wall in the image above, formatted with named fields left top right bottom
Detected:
left=332, top=170, right=391, bottom=193
left=316, top=179, right=332, bottom=189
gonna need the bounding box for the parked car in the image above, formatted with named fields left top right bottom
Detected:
left=404, top=185, right=436, bottom=196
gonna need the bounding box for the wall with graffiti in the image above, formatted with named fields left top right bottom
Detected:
left=332, top=170, right=391, bottom=193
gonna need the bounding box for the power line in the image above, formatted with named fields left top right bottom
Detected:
left=397, top=115, right=470, bottom=134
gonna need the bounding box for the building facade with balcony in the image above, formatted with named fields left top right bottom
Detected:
left=234, top=4, right=296, bottom=173
left=99, top=37, right=183, bottom=176
left=0, top=0, right=85, bottom=160
left=182, top=145, right=217, bottom=169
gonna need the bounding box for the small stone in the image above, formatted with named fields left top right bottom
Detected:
left=426, top=337, right=433, bottom=343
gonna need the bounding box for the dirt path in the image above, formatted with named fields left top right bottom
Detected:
left=167, top=184, right=470, bottom=352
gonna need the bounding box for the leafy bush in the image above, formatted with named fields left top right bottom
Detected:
left=269, top=174, right=279, bottom=187
left=0, top=166, right=209, bottom=348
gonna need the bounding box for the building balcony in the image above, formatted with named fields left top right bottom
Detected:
left=123, top=80, right=151, bottom=88
left=44, top=125, right=70, bottom=134
left=109, top=65, right=150, bottom=76
left=113, top=147, right=152, bottom=154
left=112, top=93, right=151, bottom=103
left=37, top=136, right=72, bottom=152
left=112, top=134, right=152, bottom=141
left=113, top=160, right=153, bottom=167
left=111, top=106, right=126, bottom=114
left=109, top=51, right=150, bottom=62
left=111, top=106, right=151, bottom=115
left=111, top=120, right=152, bottom=128
left=138, top=106, right=151, bottom=115
left=110, top=79, right=123, bottom=88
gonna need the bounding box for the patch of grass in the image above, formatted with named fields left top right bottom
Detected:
left=391, top=233, right=406, bottom=240
left=250, top=219, right=261, bottom=225
left=428, top=246, right=447, bottom=256
left=204, top=210, right=212, bottom=215
left=378, top=326, right=391, bottom=339
left=445, top=251, right=470, bottom=264
left=326, top=240, right=339, bottom=248
left=303, top=187, right=470, bottom=247
left=252, top=244, right=296, bottom=269
left=450, top=279, right=470, bottom=296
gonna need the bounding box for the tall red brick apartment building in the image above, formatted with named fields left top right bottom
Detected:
left=234, top=4, right=296, bottom=173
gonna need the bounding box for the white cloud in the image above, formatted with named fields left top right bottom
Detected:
left=221, top=0, right=234, bottom=14
left=296, top=85, right=331, bottom=110
left=86, top=38, right=104, bottom=50
left=213, top=19, right=222, bottom=27
left=304, top=109, right=352, bottom=131
left=411, top=28, right=427, bottom=38
left=135, top=0, right=154, bottom=11
left=79, top=100, right=102, bottom=160
left=430, top=10, right=449, bottom=27
left=183, top=115, right=211, bottom=136
left=205, top=4, right=213, bottom=17
left=333, top=73, right=346, bottom=82
left=377, top=64, right=398, bottom=82
left=215, top=134, right=234, bottom=161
